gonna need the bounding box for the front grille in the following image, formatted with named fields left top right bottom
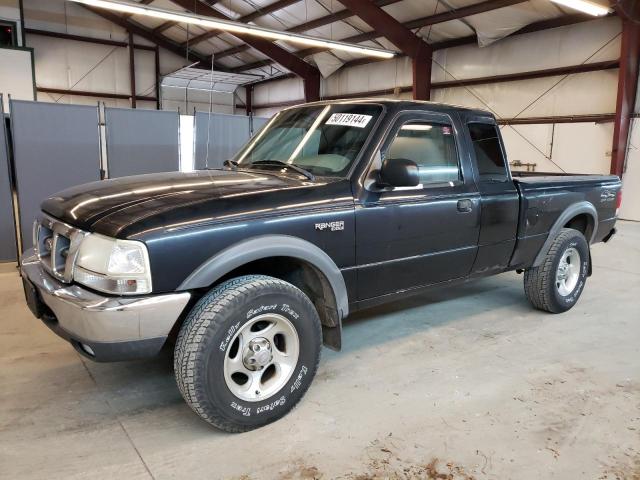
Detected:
left=34, top=216, right=86, bottom=283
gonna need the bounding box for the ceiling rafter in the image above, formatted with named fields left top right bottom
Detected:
left=80, top=5, right=227, bottom=70
left=231, top=0, right=529, bottom=72
left=340, top=11, right=606, bottom=70
left=215, top=0, right=401, bottom=60
left=121, top=0, right=153, bottom=18
left=181, top=0, right=303, bottom=48
left=167, top=0, right=321, bottom=99
left=336, top=0, right=433, bottom=99
left=239, top=9, right=603, bottom=77
left=152, top=20, right=177, bottom=34
left=152, top=0, right=223, bottom=34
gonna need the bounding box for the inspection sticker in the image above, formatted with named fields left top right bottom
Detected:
left=326, top=113, right=372, bottom=128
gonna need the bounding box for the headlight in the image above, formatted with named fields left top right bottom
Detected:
left=74, top=234, right=152, bottom=295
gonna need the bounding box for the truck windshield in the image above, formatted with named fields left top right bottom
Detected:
left=234, top=104, right=382, bottom=177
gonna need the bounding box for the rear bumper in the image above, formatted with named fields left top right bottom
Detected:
left=602, top=227, right=616, bottom=243
left=20, top=249, right=191, bottom=361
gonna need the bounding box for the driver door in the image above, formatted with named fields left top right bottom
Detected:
left=354, top=112, right=481, bottom=300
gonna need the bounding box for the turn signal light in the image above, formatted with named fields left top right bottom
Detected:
left=616, top=190, right=622, bottom=214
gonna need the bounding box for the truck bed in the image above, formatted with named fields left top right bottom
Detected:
left=512, top=171, right=619, bottom=186
left=508, top=172, right=621, bottom=270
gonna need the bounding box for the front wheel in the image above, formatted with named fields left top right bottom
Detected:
left=524, top=228, right=590, bottom=313
left=174, top=275, right=322, bottom=432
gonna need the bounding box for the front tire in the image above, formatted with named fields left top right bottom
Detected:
left=174, top=275, right=322, bottom=432
left=524, top=228, right=590, bottom=313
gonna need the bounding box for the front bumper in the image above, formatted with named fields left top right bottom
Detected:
left=20, top=249, right=191, bottom=362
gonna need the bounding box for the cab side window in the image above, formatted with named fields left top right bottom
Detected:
left=385, top=122, right=460, bottom=185
left=468, top=123, right=508, bottom=182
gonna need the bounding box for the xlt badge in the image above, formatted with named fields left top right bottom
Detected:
left=315, top=221, right=344, bottom=232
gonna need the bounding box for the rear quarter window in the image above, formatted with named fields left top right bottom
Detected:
left=468, top=123, right=509, bottom=182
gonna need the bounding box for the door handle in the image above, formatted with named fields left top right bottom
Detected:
left=457, top=199, right=473, bottom=213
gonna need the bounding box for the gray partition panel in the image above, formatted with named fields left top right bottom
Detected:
left=0, top=109, right=17, bottom=262
left=11, top=100, right=101, bottom=249
left=105, top=108, right=179, bottom=178
left=194, top=112, right=251, bottom=170
left=252, top=116, right=270, bottom=134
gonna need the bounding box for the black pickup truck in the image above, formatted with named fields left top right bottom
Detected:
left=21, top=99, right=621, bottom=432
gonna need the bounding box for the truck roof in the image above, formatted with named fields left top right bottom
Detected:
left=287, top=98, right=494, bottom=119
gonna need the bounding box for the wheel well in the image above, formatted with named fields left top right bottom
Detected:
left=168, top=256, right=343, bottom=350
left=215, top=256, right=340, bottom=335
left=564, top=214, right=594, bottom=241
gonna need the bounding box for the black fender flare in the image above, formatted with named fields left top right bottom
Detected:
left=532, top=201, right=598, bottom=267
left=177, top=235, right=349, bottom=320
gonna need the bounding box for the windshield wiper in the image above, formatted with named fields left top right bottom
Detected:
left=223, top=159, right=238, bottom=170
left=247, top=160, right=315, bottom=181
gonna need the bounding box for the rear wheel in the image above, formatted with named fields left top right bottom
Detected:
left=174, top=275, right=322, bottom=432
left=524, top=228, right=590, bottom=313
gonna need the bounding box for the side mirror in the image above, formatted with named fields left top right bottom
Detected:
left=379, top=158, right=420, bottom=188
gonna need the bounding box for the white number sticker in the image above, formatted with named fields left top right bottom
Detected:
left=326, top=113, right=372, bottom=128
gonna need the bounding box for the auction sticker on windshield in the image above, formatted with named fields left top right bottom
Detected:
left=326, top=113, right=373, bottom=128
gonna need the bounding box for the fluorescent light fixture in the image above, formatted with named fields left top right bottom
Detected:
left=549, top=0, right=611, bottom=16
left=68, top=0, right=397, bottom=59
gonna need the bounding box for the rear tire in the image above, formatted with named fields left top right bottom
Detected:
left=524, top=228, right=590, bottom=313
left=174, top=275, right=322, bottom=432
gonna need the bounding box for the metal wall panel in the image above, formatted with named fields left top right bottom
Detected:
left=10, top=100, right=101, bottom=249
left=105, top=107, right=180, bottom=178
left=194, top=112, right=251, bottom=170
left=0, top=104, right=17, bottom=262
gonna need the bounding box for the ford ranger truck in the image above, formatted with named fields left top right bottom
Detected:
left=20, top=100, right=621, bottom=432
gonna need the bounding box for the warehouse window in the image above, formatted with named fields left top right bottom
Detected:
left=386, top=122, right=460, bottom=185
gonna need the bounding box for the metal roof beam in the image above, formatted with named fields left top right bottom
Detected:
left=152, top=20, right=178, bottom=34
left=80, top=5, right=224, bottom=70
left=121, top=0, right=153, bottom=18
left=231, top=0, right=529, bottom=72
left=182, top=0, right=302, bottom=48
left=152, top=1, right=223, bottom=34
left=167, top=0, right=321, bottom=100
left=610, top=17, right=640, bottom=176
left=337, top=0, right=432, bottom=99
left=249, top=60, right=620, bottom=109
left=338, top=0, right=427, bottom=58
left=215, top=0, right=401, bottom=59
left=25, top=27, right=155, bottom=50
left=339, top=12, right=608, bottom=70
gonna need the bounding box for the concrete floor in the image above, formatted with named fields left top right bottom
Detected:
left=1, top=222, right=639, bottom=480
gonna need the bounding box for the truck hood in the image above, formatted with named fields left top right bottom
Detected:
left=42, top=169, right=350, bottom=238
